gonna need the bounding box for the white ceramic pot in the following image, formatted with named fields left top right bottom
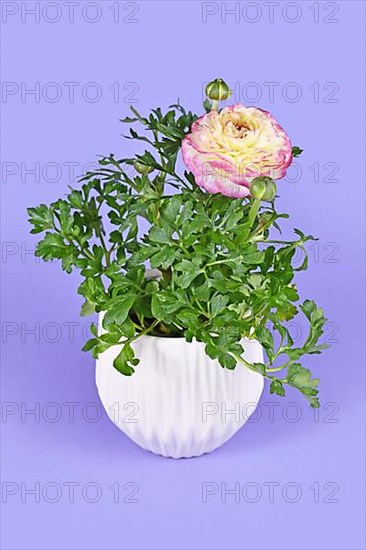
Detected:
left=96, top=333, right=264, bottom=458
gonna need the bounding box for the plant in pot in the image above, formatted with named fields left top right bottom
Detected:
left=28, top=78, right=329, bottom=458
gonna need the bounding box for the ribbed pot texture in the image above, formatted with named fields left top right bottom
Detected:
left=96, top=333, right=264, bottom=458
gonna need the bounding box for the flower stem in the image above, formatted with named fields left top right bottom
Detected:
left=211, top=100, right=219, bottom=111
left=247, top=199, right=261, bottom=229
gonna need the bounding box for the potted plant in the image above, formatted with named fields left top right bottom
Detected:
left=28, top=78, right=329, bottom=458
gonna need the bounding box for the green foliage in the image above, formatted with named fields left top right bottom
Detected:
left=27, top=101, right=329, bottom=408
left=292, top=146, right=303, bottom=157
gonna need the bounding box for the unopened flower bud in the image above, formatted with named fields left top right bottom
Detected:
left=205, top=78, right=231, bottom=101
left=133, top=160, right=154, bottom=175
left=250, top=177, right=277, bottom=201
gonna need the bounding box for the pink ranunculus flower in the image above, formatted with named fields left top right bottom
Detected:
left=181, top=104, right=293, bottom=198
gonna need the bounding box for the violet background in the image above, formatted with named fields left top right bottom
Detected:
left=1, top=1, right=365, bottom=549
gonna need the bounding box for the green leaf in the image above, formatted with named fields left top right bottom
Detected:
left=109, top=231, right=123, bottom=244
left=175, top=259, right=202, bottom=289
left=218, top=352, right=237, bottom=370
left=27, top=204, right=54, bottom=232
left=151, top=293, right=163, bottom=320
left=113, top=343, right=139, bottom=376
left=120, top=318, right=136, bottom=339
left=35, top=232, right=68, bottom=260
left=56, top=200, right=73, bottom=233
left=148, top=227, right=172, bottom=244
left=177, top=271, right=201, bottom=289
left=225, top=210, right=244, bottom=231
left=282, top=286, right=299, bottom=302
left=90, top=323, right=98, bottom=337
left=192, top=281, right=211, bottom=302
left=255, top=326, right=274, bottom=357
left=287, top=363, right=319, bottom=392
left=301, top=299, right=317, bottom=321
left=67, top=189, right=83, bottom=209
left=270, top=379, right=286, bottom=397
left=210, top=294, right=229, bottom=316
left=82, top=338, right=98, bottom=352
left=160, top=194, right=182, bottom=227
left=252, top=362, right=266, bottom=375
left=80, top=299, right=96, bottom=317
left=294, top=253, right=308, bottom=272
left=203, top=99, right=211, bottom=113
left=149, top=291, right=184, bottom=324
left=104, top=295, right=136, bottom=326
left=150, top=246, right=176, bottom=269
left=187, top=213, right=211, bottom=234
left=285, top=363, right=320, bottom=408
left=292, top=146, right=303, bottom=157
left=176, top=308, right=198, bottom=327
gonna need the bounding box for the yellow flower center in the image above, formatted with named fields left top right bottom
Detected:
left=223, top=113, right=257, bottom=141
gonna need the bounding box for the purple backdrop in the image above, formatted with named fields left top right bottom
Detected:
left=1, top=1, right=365, bottom=549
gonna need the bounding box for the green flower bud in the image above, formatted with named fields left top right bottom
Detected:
left=250, top=177, right=277, bottom=201
left=205, top=78, right=231, bottom=101
left=133, top=160, right=154, bottom=176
